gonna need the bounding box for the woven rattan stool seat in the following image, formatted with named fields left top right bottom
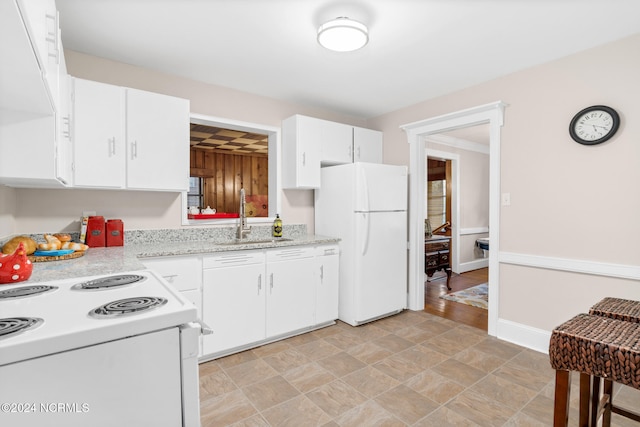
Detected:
left=549, top=313, right=640, bottom=390
left=590, top=297, right=640, bottom=323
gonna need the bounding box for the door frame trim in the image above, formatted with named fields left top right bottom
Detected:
left=401, top=101, right=506, bottom=336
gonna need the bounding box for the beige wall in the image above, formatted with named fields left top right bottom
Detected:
left=0, top=186, right=16, bottom=237
left=370, top=33, right=640, bottom=335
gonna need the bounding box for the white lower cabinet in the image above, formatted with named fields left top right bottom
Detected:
left=201, top=251, right=266, bottom=356
left=265, top=247, right=316, bottom=337
left=316, top=245, right=339, bottom=324
left=140, top=255, right=203, bottom=356
left=198, top=244, right=338, bottom=359
left=144, top=244, right=339, bottom=360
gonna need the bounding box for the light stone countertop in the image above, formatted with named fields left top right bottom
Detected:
left=27, top=234, right=339, bottom=283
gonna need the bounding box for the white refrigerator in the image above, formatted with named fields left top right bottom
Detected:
left=315, top=162, right=408, bottom=326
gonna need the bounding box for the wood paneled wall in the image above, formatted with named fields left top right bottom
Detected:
left=190, top=148, right=268, bottom=215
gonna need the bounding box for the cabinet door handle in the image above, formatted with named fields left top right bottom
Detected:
left=108, top=137, right=116, bottom=156
left=131, top=141, right=138, bottom=159
left=257, top=274, right=262, bottom=294
left=62, top=117, right=71, bottom=139
left=45, top=13, right=59, bottom=63
left=163, top=274, right=178, bottom=284
left=320, top=265, right=324, bottom=283
left=270, top=273, right=274, bottom=293
left=357, top=146, right=361, bottom=159
left=302, top=152, right=306, bottom=166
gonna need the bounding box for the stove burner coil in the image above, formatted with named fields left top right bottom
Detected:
left=0, top=285, right=57, bottom=300
left=74, top=274, right=146, bottom=290
left=89, top=296, right=167, bottom=318
left=0, top=317, right=43, bottom=339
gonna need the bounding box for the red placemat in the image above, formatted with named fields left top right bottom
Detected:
left=188, top=213, right=239, bottom=219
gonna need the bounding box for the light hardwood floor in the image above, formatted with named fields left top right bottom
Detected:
left=424, top=268, right=488, bottom=331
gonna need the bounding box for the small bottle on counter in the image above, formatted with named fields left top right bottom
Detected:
left=272, top=214, right=283, bottom=238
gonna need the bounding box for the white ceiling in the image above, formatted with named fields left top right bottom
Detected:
left=56, top=0, right=640, bottom=120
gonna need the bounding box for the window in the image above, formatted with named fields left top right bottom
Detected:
left=182, top=114, right=280, bottom=225
left=426, top=158, right=448, bottom=228
left=427, top=179, right=447, bottom=226
left=187, top=177, right=204, bottom=208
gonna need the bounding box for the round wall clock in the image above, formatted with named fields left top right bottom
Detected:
left=569, top=105, right=620, bottom=145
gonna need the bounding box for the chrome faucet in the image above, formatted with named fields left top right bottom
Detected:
left=237, top=187, right=251, bottom=240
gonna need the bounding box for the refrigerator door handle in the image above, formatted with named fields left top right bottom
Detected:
left=360, top=165, right=370, bottom=212
left=359, top=165, right=371, bottom=255
left=361, top=212, right=370, bottom=255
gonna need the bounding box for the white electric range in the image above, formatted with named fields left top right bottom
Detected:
left=0, top=270, right=201, bottom=427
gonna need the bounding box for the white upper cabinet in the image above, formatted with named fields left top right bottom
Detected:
left=72, top=78, right=126, bottom=188
left=126, top=88, right=189, bottom=192
left=323, top=124, right=383, bottom=165
left=17, top=0, right=61, bottom=105
left=0, top=0, right=71, bottom=188
left=320, top=120, right=353, bottom=166
left=55, top=56, right=73, bottom=186
left=282, top=114, right=383, bottom=189
left=282, top=115, right=323, bottom=189
left=0, top=0, right=52, bottom=119
left=353, top=126, right=383, bottom=163
left=72, top=78, right=190, bottom=192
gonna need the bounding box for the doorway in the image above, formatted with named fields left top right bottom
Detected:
left=401, top=101, right=506, bottom=336
left=424, top=127, right=491, bottom=329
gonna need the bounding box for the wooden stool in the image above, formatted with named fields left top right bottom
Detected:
left=588, top=297, right=640, bottom=425
left=549, top=313, right=640, bottom=427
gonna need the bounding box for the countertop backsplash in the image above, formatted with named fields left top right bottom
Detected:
left=1, top=224, right=307, bottom=247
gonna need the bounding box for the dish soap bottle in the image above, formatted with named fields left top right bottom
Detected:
left=273, top=214, right=283, bottom=238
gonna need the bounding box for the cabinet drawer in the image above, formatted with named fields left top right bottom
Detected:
left=142, top=256, right=202, bottom=292
left=267, top=246, right=315, bottom=262
left=203, top=250, right=265, bottom=268
left=316, top=245, right=339, bottom=256
left=424, top=241, right=449, bottom=251
left=439, top=250, right=450, bottom=265
left=425, top=252, right=439, bottom=268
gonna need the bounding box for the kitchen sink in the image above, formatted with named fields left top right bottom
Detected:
left=216, top=238, right=293, bottom=245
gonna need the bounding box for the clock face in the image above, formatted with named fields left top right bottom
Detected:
left=569, top=105, right=620, bottom=145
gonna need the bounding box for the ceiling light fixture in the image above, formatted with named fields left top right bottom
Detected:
left=317, top=17, right=368, bottom=52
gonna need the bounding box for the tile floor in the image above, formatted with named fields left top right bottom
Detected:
left=198, top=310, right=640, bottom=426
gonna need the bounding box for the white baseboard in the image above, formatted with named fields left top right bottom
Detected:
left=496, top=318, right=551, bottom=354
left=458, top=258, right=489, bottom=273
left=460, top=227, right=489, bottom=235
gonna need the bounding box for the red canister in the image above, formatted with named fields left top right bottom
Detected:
left=106, top=219, right=124, bottom=247
left=85, top=216, right=105, bottom=247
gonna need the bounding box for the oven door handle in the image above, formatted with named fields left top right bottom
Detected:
left=196, top=319, right=214, bottom=335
